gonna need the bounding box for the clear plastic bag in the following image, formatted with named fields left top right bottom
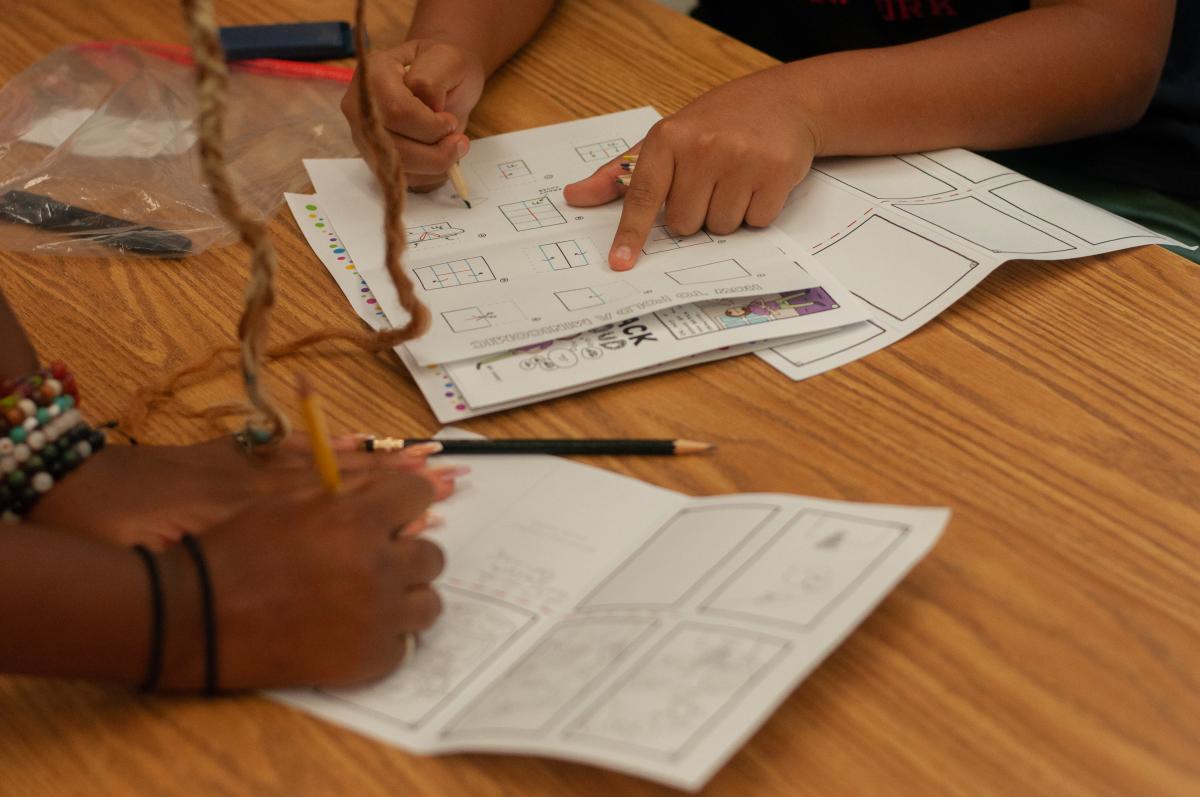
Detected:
left=0, top=41, right=357, bottom=257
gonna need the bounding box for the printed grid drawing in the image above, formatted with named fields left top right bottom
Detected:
left=642, top=226, right=713, bottom=255
left=575, top=138, right=629, bottom=163
left=407, top=221, right=464, bottom=246
left=536, top=240, right=591, bottom=270
left=415, top=257, right=496, bottom=291
left=498, top=159, right=532, bottom=179
left=500, top=196, right=568, bottom=232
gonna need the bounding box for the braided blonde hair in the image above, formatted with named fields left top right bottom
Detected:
left=127, top=0, right=429, bottom=443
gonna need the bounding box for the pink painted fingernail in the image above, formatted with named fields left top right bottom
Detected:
left=405, top=441, right=443, bottom=457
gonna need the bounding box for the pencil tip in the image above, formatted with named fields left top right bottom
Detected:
left=674, top=439, right=715, bottom=455
left=463, top=199, right=472, bottom=209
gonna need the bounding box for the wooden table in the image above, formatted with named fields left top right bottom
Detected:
left=2, top=1, right=1198, bottom=794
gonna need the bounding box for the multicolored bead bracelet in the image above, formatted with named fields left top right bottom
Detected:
left=0, top=363, right=105, bottom=523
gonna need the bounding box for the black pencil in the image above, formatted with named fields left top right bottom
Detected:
left=362, top=437, right=714, bottom=456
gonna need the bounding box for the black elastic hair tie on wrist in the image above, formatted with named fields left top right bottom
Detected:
left=132, top=545, right=164, bottom=693
left=180, top=534, right=219, bottom=696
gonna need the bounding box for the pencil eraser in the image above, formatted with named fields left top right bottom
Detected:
left=218, top=21, right=356, bottom=62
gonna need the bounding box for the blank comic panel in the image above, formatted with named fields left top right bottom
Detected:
left=701, top=511, right=907, bottom=631
left=921, top=149, right=1014, bottom=183
left=446, top=618, right=656, bottom=736
left=989, top=180, right=1155, bottom=245
left=814, top=215, right=977, bottom=321
left=768, top=321, right=888, bottom=367
left=579, top=505, right=779, bottom=611
left=814, top=156, right=955, bottom=200
left=667, top=259, right=751, bottom=285
left=898, top=196, right=1074, bottom=255
left=566, top=624, right=790, bottom=760
left=319, top=589, right=534, bottom=729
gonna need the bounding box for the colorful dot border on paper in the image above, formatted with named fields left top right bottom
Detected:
left=301, top=202, right=471, bottom=416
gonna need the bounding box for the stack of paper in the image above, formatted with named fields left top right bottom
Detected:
left=290, top=108, right=1186, bottom=419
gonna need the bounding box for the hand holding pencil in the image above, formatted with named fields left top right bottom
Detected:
left=341, top=40, right=483, bottom=198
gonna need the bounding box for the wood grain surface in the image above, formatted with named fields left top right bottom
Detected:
left=0, top=2, right=1197, bottom=795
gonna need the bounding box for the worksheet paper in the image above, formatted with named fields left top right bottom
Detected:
left=287, top=194, right=851, bottom=420
left=304, top=108, right=835, bottom=365
left=757, top=150, right=1192, bottom=380
left=272, top=432, right=949, bottom=791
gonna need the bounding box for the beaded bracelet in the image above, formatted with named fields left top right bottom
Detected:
left=0, top=363, right=105, bottom=523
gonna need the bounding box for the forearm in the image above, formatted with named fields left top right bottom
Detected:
left=406, top=0, right=555, bottom=74
left=0, top=287, right=39, bottom=380
left=788, top=3, right=1172, bottom=157
left=0, top=526, right=201, bottom=689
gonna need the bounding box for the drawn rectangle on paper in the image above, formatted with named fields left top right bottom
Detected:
left=667, top=259, right=751, bottom=285
left=566, top=623, right=790, bottom=760
left=442, top=301, right=523, bottom=333
left=642, top=226, right=713, bottom=255
left=556, top=287, right=605, bottom=311
left=446, top=617, right=656, bottom=736
left=538, top=239, right=591, bottom=270
left=407, top=221, right=463, bottom=247
left=768, top=321, right=888, bottom=367
left=580, top=505, right=779, bottom=611
left=814, top=215, right=977, bottom=321
left=498, top=159, right=532, bottom=179
left=989, top=180, right=1153, bottom=245
left=575, top=138, right=629, bottom=163
left=415, top=257, right=496, bottom=290
left=318, top=588, right=535, bottom=729
left=500, top=196, right=568, bottom=232
left=898, top=196, right=1074, bottom=254
left=920, top=149, right=1014, bottom=183
left=700, top=511, right=908, bottom=631
left=814, top=156, right=955, bottom=200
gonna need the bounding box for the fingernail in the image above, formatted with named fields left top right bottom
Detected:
left=456, top=139, right=469, bottom=158
left=424, top=511, right=445, bottom=529
left=406, top=441, right=443, bottom=457
left=611, top=245, right=633, bottom=267
left=432, top=465, right=471, bottom=478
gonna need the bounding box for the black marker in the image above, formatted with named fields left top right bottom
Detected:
left=0, top=190, right=193, bottom=257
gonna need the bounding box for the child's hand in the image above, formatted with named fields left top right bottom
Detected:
left=341, top=40, right=485, bottom=191
left=564, top=70, right=819, bottom=270
left=160, top=472, right=444, bottom=690
left=27, top=435, right=465, bottom=549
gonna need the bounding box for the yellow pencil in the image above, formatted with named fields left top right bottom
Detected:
left=296, top=372, right=341, bottom=493
left=448, top=162, right=472, bottom=209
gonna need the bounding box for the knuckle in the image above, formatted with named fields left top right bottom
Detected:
left=706, top=217, right=742, bottom=237
left=407, top=587, right=443, bottom=630
left=744, top=205, right=778, bottom=228
left=623, top=185, right=661, bottom=210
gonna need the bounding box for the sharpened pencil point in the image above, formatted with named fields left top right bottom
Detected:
left=673, top=439, right=715, bottom=455
left=463, top=199, right=472, bottom=209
